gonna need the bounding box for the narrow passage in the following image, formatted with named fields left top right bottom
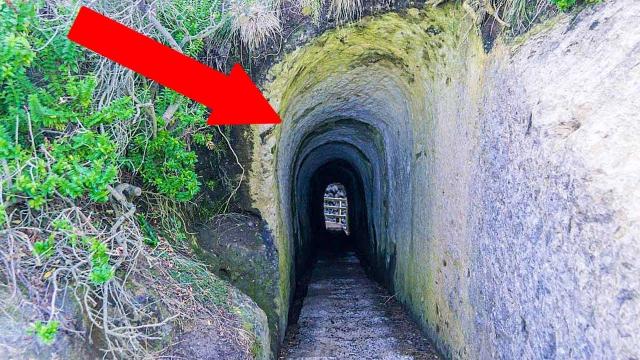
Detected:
left=279, top=251, right=441, bottom=359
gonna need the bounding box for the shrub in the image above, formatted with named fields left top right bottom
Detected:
left=30, top=320, right=60, bottom=345
left=550, top=0, right=576, bottom=11
left=89, top=239, right=114, bottom=285
left=33, top=235, right=55, bottom=258
left=130, top=130, right=200, bottom=201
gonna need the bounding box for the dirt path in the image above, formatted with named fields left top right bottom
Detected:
left=279, top=252, right=441, bottom=359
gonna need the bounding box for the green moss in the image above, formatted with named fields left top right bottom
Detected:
left=264, top=4, right=475, bottom=119
left=157, top=251, right=229, bottom=308
left=232, top=303, right=266, bottom=359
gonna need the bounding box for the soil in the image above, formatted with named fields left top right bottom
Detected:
left=279, top=250, right=441, bottom=359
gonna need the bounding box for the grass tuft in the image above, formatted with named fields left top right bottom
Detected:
left=329, top=0, right=363, bottom=23
left=230, top=0, right=283, bottom=51
left=298, top=0, right=325, bottom=23
left=498, top=0, right=554, bottom=35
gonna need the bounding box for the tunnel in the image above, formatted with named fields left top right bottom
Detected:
left=237, top=7, right=469, bottom=355
left=278, top=78, right=416, bottom=293
left=270, top=29, right=427, bottom=353
left=287, top=118, right=403, bottom=285
left=262, top=7, right=473, bottom=355
left=244, top=3, right=640, bottom=359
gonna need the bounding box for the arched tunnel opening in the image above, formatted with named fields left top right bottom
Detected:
left=278, top=109, right=423, bottom=357
left=284, top=122, right=383, bottom=329
left=233, top=10, right=459, bottom=355
left=269, top=20, right=425, bottom=350
left=286, top=118, right=395, bottom=291
left=283, top=159, right=369, bottom=327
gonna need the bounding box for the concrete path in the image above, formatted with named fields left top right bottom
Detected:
left=279, top=252, right=441, bottom=360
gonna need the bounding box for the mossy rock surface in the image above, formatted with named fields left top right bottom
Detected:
left=196, top=213, right=281, bottom=355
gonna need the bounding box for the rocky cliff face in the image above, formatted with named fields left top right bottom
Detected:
left=245, top=0, right=640, bottom=358
left=196, top=213, right=280, bottom=355
left=470, top=2, right=640, bottom=358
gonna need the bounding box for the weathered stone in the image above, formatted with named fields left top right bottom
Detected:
left=230, top=287, right=271, bottom=360
left=196, top=213, right=281, bottom=355
left=167, top=287, right=270, bottom=360
left=246, top=0, right=640, bottom=358
left=0, top=287, right=100, bottom=359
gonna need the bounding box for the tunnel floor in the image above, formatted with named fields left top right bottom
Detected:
left=279, top=249, right=441, bottom=359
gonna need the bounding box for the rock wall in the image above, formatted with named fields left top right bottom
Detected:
left=469, top=1, right=640, bottom=358
left=247, top=0, right=640, bottom=358
left=196, top=213, right=281, bottom=355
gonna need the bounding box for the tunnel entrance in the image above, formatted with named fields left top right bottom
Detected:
left=280, top=160, right=440, bottom=358
left=270, top=22, right=429, bottom=353
left=265, top=10, right=481, bottom=357
left=279, top=117, right=402, bottom=334
left=279, top=150, right=440, bottom=357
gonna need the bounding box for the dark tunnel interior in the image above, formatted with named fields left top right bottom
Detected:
left=286, top=119, right=387, bottom=275
left=287, top=158, right=373, bottom=325
left=285, top=122, right=385, bottom=326
left=272, top=57, right=418, bottom=350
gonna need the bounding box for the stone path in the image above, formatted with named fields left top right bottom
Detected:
left=279, top=252, right=441, bottom=360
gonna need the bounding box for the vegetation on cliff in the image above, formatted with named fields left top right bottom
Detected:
left=0, top=1, right=254, bottom=357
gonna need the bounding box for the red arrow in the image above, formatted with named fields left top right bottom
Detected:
left=67, top=6, right=281, bottom=125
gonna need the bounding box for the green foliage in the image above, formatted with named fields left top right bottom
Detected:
left=123, top=86, right=210, bottom=201
left=52, top=218, right=72, bottom=231
left=0, top=203, right=6, bottom=228
left=1, top=1, right=84, bottom=133
left=0, top=2, right=129, bottom=210
left=1, top=2, right=240, bottom=357
left=157, top=89, right=208, bottom=131
left=0, top=2, right=36, bottom=107
left=90, top=264, right=115, bottom=285
left=84, top=96, right=134, bottom=128
left=130, top=130, right=200, bottom=201
left=2, top=2, right=217, bottom=206
left=158, top=0, right=227, bottom=56
left=137, top=214, right=160, bottom=247
left=89, top=238, right=114, bottom=285
left=33, top=234, right=55, bottom=258
left=550, top=0, right=601, bottom=11
left=30, top=320, right=60, bottom=345
left=550, top=0, right=576, bottom=11
left=10, top=130, right=119, bottom=208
